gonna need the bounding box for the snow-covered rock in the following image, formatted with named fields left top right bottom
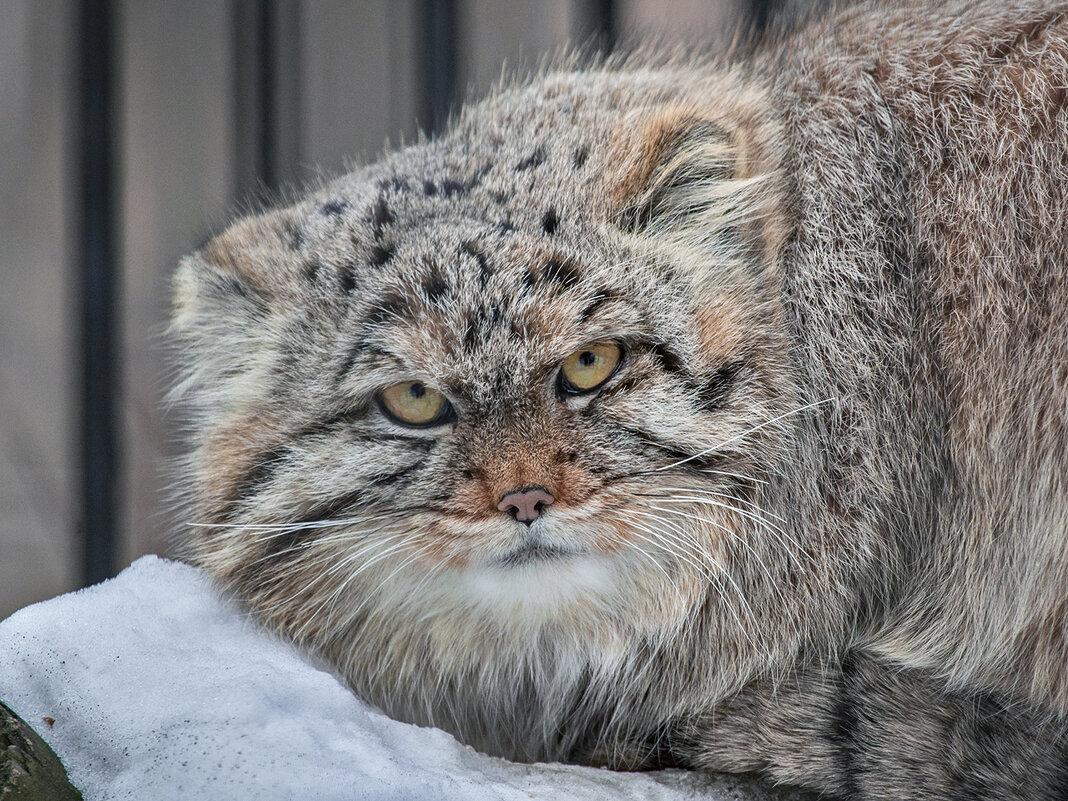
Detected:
left=0, top=556, right=804, bottom=800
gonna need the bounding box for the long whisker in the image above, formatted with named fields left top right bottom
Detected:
left=187, top=503, right=427, bottom=532
left=618, top=509, right=759, bottom=652
left=241, top=514, right=412, bottom=569
left=639, top=502, right=782, bottom=600
left=653, top=398, right=836, bottom=473
left=292, top=538, right=416, bottom=639
left=639, top=490, right=791, bottom=535
left=643, top=484, right=789, bottom=524
left=696, top=467, right=769, bottom=485
left=619, top=510, right=726, bottom=591
left=636, top=490, right=803, bottom=576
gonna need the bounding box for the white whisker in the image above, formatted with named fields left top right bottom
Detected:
left=654, top=398, right=836, bottom=472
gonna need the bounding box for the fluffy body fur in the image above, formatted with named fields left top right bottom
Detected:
left=173, top=2, right=1068, bottom=798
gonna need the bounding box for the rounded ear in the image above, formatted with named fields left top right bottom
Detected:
left=170, top=211, right=294, bottom=419
left=607, top=90, right=787, bottom=280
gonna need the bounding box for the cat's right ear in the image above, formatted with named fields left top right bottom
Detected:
left=607, top=90, right=787, bottom=280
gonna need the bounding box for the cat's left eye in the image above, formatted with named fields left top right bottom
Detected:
left=558, top=341, right=623, bottom=395
left=377, top=381, right=453, bottom=427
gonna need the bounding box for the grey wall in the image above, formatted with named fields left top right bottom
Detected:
left=0, top=0, right=746, bottom=619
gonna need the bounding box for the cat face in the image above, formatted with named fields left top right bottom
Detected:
left=174, top=74, right=803, bottom=700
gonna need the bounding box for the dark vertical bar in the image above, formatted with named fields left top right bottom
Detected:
left=234, top=0, right=299, bottom=194
left=78, top=0, right=119, bottom=585
left=417, top=0, right=457, bottom=136
left=592, top=0, right=615, bottom=53
left=748, top=0, right=775, bottom=36
left=574, top=0, right=615, bottom=54
left=255, top=0, right=277, bottom=190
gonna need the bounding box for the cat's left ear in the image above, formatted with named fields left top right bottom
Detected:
left=607, top=90, right=787, bottom=279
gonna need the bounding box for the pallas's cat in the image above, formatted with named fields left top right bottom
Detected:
left=172, top=2, right=1068, bottom=797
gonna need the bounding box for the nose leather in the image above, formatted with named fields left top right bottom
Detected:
left=497, top=486, right=555, bottom=525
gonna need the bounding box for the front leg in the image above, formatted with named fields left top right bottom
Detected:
left=676, top=652, right=1068, bottom=800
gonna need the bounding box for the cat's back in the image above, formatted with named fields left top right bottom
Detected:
left=776, top=0, right=1068, bottom=705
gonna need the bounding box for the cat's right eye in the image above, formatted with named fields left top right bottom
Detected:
left=377, top=382, right=454, bottom=427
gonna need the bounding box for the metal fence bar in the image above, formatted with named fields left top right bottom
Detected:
left=234, top=0, right=301, bottom=195
left=749, top=0, right=774, bottom=33
left=417, top=0, right=457, bottom=136
left=78, top=0, right=119, bottom=585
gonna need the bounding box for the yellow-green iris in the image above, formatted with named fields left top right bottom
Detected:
left=559, top=341, right=622, bottom=393
left=378, top=381, right=450, bottom=426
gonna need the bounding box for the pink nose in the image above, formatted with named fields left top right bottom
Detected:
left=497, top=486, right=555, bottom=525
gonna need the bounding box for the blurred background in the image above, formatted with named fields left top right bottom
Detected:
left=0, top=0, right=815, bottom=619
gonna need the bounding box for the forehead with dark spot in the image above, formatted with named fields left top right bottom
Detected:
left=328, top=222, right=687, bottom=398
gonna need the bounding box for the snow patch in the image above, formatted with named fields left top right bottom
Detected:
left=0, top=556, right=802, bottom=801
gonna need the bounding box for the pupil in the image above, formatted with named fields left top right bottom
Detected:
left=409, top=383, right=426, bottom=399
left=579, top=351, right=596, bottom=367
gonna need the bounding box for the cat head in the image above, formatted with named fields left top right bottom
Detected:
left=172, top=68, right=806, bottom=733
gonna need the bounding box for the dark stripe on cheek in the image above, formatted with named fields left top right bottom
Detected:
left=694, top=360, right=745, bottom=412
left=649, top=342, right=685, bottom=373
left=615, top=424, right=726, bottom=471
left=220, top=449, right=288, bottom=522
left=258, top=459, right=427, bottom=562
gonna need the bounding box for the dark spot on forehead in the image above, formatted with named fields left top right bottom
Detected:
left=542, top=256, right=581, bottom=289
left=285, top=222, right=305, bottom=251
left=442, top=179, right=466, bottom=196
left=422, top=263, right=450, bottom=304
left=573, top=145, right=589, bottom=169
left=378, top=176, right=411, bottom=193
left=497, top=217, right=515, bottom=234
left=423, top=180, right=438, bottom=196
left=369, top=197, right=394, bottom=237
left=515, top=145, right=546, bottom=172
left=542, top=208, right=559, bottom=235
left=221, top=449, right=288, bottom=521
left=369, top=242, right=396, bottom=267
left=366, top=292, right=412, bottom=325
left=460, top=240, right=493, bottom=287
left=339, top=267, right=357, bottom=295
left=461, top=304, right=505, bottom=353
left=303, top=258, right=320, bottom=283
left=489, top=190, right=508, bottom=204
left=321, top=199, right=349, bottom=217
left=440, top=178, right=468, bottom=197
